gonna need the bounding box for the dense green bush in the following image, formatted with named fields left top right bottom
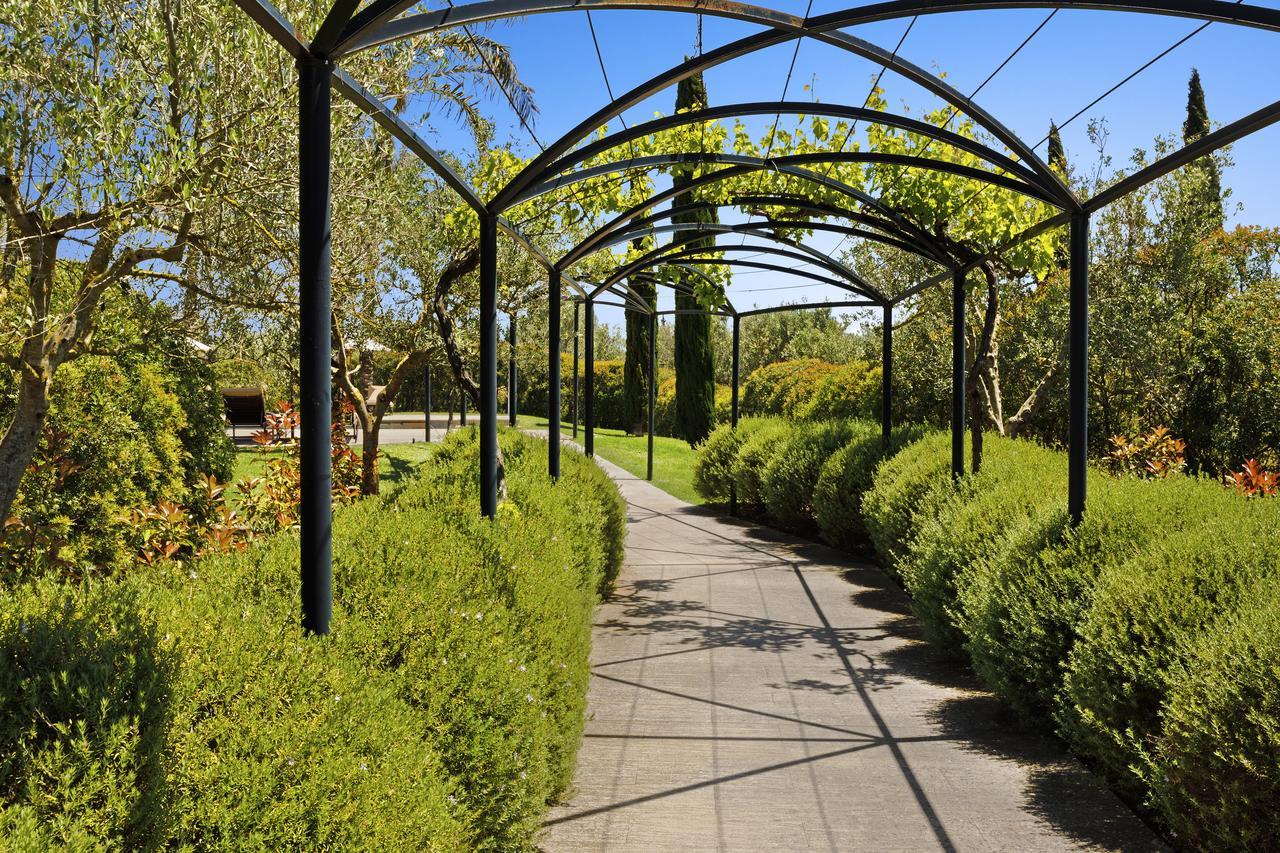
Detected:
left=1058, top=502, right=1280, bottom=805
left=730, top=418, right=792, bottom=507
left=860, top=430, right=955, bottom=573
left=812, top=424, right=932, bottom=552
left=957, top=473, right=1237, bottom=724
left=897, top=437, right=1065, bottom=650
left=761, top=420, right=858, bottom=529
left=693, top=418, right=767, bottom=503
left=1148, top=572, right=1280, bottom=849
left=741, top=359, right=878, bottom=421
left=0, top=429, right=623, bottom=849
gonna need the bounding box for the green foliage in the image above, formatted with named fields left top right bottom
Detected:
left=896, top=436, right=1065, bottom=651
left=1058, top=503, right=1280, bottom=804
left=0, top=430, right=624, bottom=849
left=813, top=424, right=932, bottom=552
left=860, top=430, right=955, bottom=573
left=1148, top=572, right=1280, bottom=850
left=693, top=419, right=767, bottom=503
left=1, top=357, right=188, bottom=576
left=741, top=359, right=879, bottom=422
left=761, top=421, right=859, bottom=530
left=730, top=418, right=792, bottom=507
left=957, top=474, right=1236, bottom=724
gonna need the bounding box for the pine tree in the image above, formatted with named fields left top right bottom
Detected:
left=623, top=238, right=656, bottom=433
left=1182, top=68, right=1224, bottom=225
left=671, top=68, right=717, bottom=445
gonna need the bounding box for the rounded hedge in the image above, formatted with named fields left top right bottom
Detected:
left=730, top=418, right=791, bottom=507
left=813, top=424, right=931, bottom=552
left=860, top=430, right=955, bottom=574
left=761, top=420, right=858, bottom=529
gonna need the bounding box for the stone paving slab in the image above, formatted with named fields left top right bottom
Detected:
left=541, top=453, right=1164, bottom=853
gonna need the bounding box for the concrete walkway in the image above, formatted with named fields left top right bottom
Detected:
left=541, top=457, right=1162, bottom=853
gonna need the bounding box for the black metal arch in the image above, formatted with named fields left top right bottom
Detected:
left=230, top=0, right=1280, bottom=635
left=526, top=106, right=1058, bottom=202
left=560, top=162, right=957, bottom=269
left=339, top=0, right=1078, bottom=210
left=595, top=241, right=883, bottom=301
left=586, top=222, right=886, bottom=297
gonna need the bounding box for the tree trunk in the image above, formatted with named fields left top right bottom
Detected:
left=431, top=246, right=506, bottom=499
left=0, top=362, right=52, bottom=524
left=967, top=261, right=1001, bottom=473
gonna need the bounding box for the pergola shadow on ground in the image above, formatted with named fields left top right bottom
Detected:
left=541, top=454, right=1164, bottom=851
left=229, top=0, right=1280, bottom=631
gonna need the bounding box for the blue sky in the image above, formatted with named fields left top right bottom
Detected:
left=410, top=4, right=1280, bottom=328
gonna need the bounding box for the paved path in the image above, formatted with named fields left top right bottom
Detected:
left=541, top=457, right=1162, bottom=853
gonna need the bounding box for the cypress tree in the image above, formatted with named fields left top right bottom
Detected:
left=623, top=238, right=656, bottom=433
left=1047, top=121, right=1067, bottom=176
left=1182, top=68, right=1224, bottom=225
left=671, top=68, right=717, bottom=445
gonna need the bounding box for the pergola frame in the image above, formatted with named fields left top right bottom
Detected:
left=231, top=0, right=1280, bottom=633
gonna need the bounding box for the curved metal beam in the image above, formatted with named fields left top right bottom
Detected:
left=594, top=242, right=884, bottom=302
left=560, top=163, right=954, bottom=269
left=345, top=1, right=1080, bottom=208
left=524, top=109, right=1055, bottom=202
left=601, top=220, right=939, bottom=271
left=593, top=227, right=883, bottom=300
left=671, top=257, right=865, bottom=291
left=618, top=196, right=942, bottom=260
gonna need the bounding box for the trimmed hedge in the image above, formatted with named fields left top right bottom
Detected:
left=862, top=433, right=1280, bottom=841
left=729, top=418, right=792, bottom=507
left=812, top=423, right=931, bottom=553
left=0, top=429, right=624, bottom=850
left=761, top=420, right=860, bottom=529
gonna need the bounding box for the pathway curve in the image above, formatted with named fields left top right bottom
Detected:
left=541, top=456, right=1162, bottom=852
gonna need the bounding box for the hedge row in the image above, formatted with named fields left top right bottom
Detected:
left=696, top=421, right=1280, bottom=847
left=693, top=416, right=927, bottom=546
left=740, top=359, right=881, bottom=422
left=865, top=435, right=1280, bottom=847
left=0, top=429, right=625, bottom=850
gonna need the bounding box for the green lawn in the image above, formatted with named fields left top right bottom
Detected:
left=231, top=441, right=436, bottom=491
left=231, top=421, right=703, bottom=505
left=516, top=415, right=703, bottom=504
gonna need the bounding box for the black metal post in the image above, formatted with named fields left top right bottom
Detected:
left=572, top=300, right=580, bottom=440
left=424, top=361, right=432, bottom=442
left=460, top=385, right=467, bottom=426
left=952, top=268, right=966, bottom=480
left=730, top=313, right=741, bottom=514
left=1069, top=212, right=1090, bottom=524
left=508, top=315, right=518, bottom=427
left=881, top=303, right=893, bottom=444
left=298, top=56, right=333, bottom=636
left=584, top=298, right=595, bottom=457
left=549, top=270, right=562, bottom=478
left=647, top=311, right=656, bottom=480
left=479, top=215, right=499, bottom=518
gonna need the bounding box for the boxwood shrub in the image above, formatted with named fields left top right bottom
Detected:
left=761, top=420, right=859, bottom=529
left=1057, top=501, right=1280, bottom=805
left=0, top=429, right=623, bottom=850
left=730, top=418, right=792, bottom=507
left=860, top=430, right=955, bottom=572
left=1147, top=571, right=1280, bottom=850
left=812, top=423, right=932, bottom=553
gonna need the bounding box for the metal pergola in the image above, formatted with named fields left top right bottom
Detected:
left=232, top=0, right=1280, bottom=633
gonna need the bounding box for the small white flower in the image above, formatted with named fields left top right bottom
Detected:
left=518, top=665, right=526, bottom=672
left=520, top=771, right=527, bottom=780
left=525, top=694, right=534, bottom=703
left=360, top=762, right=368, bottom=771
left=334, top=694, right=341, bottom=703
left=189, top=570, right=198, bottom=579
left=287, top=758, right=295, bottom=767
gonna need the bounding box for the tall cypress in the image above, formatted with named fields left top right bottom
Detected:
left=1182, top=68, right=1224, bottom=225
left=671, top=68, right=717, bottom=445
left=623, top=238, right=656, bottom=433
